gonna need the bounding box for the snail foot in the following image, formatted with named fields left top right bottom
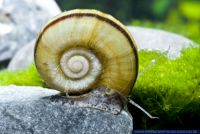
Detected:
left=43, top=86, right=124, bottom=115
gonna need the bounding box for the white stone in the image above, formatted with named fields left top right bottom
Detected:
left=0, top=85, right=59, bottom=103
left=8, top=39, right=35, bottom=71
left=0, top=0, right=61, bottom=62
left=127, top=26, right=195, bottom=58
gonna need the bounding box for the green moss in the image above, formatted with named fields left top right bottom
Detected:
left=0, top=64, right=44, bottom=86
left=132, top=47, right=200, bottom=129
left=130, top=18, right=200, bottom=128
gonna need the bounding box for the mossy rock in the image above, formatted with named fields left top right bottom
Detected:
left=132, top=47, right=200, bottom=129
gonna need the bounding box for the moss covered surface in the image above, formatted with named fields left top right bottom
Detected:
left=0, top=64, right=44, bottom=87
left=0, top=47, right=199, bottom=129
left=131, top=47, right=200, bottom=129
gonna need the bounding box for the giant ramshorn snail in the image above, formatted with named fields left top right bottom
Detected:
left=34, top=9, right=157, bottom=118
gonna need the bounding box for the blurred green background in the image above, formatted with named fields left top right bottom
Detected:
left=56, top=0, right=200, bottom=43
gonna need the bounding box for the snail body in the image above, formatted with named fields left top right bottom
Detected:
left=34, top=9, right=138, bottom=114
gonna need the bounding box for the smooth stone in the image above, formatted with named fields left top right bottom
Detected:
left=0, top=85, right=133, bottom=134
left=0, top=0, right=61, bottom=62
left=8, top=39, right=35, bottom=71
left=127, top=26, right=195, bottom=58
left=8, top=26, right=196, bottom=71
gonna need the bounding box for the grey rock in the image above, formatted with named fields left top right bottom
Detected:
left=127, top=26, right=195, bottom=58
left=8, top=40, right=35, bottom=71
left=0, top=85, right=133, bottom=134
left=8, top=26, right=196, bottom=71
left=0, top=0, right=61, bottom=62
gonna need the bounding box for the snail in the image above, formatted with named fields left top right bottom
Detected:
left=34, top=9, right=158, bottom=118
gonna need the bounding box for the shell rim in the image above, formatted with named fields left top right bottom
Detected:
left=34, top=9, right=139, bottom=95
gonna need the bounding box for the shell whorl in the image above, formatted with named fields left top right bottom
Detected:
left=34, top=9, right=138, bottom=96
left=59, top=48, right=101, bottom=93
left=60, top=48, right=101, bottom=80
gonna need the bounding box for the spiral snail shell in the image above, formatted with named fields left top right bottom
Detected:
left=34, top=9, right=138, bottom=113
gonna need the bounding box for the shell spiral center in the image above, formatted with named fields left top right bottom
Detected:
left=65, top=55, right=89, bottom=79
left=60, top=48, right=101, bottom=82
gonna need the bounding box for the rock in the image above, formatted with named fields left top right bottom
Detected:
left=127, top=26, right=195, bottom=58
left=8, top=40, right=35, bottom=71
left=8, top=26, right=196, bottom=71
left=0, top=85, right=133, bottom=134
left=0, top=0, right=61, bottom=62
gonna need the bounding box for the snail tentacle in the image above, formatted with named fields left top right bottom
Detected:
left=129, top=99, right=159, bottom=119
